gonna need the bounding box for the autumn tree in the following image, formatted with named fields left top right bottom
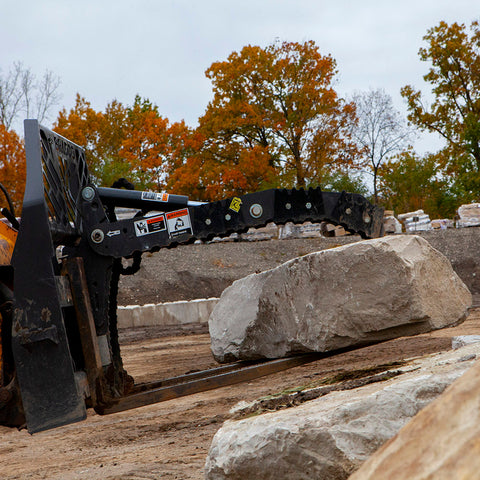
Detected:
left=95, top=99, right=131, bottom=185
left=351, top=88, right=411, bottom=203
left=379, top=148, right=455, bottom=218
left=0, top=124, right=26, bottom=211
left=0, top=62, right=61, bottom=130
left=401, top=20, right=480, bottom=201
left=55, top=94, right=193, bottom=191
left=54, top=95, right=104, bottom=181
left=55, top=94, right=138, bottom=186
left=188, top=40, right=360, bottom=197
left=120, top=96, right=195, bottom=191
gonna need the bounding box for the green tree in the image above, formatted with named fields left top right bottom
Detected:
left=320, top=170, right=369, bottom=197
left=401, top=20, right=480, bottom=201
left=379, top=149, right=456, bottom=218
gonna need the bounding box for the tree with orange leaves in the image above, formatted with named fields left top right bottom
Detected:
left=120, top=96, right=194, bottom=191
left=168, top=135, right=277, bottom=200
left=192, top=40, right=360, bottom=195
left=54, top=94, right=131, bottom=186
left=0, top=124, right=25, bottom=212
left=55, top=94, right=194, bottom=192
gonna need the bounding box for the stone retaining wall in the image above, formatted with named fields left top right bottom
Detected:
left=117, top=298, right=219, bottom=329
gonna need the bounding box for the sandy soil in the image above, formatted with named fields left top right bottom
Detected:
left=1, top=310, right=479, bottom=480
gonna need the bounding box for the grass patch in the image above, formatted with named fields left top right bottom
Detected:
left=317, top=362, right=406, bottom=386
left=255, top=361, right=407, bottom=403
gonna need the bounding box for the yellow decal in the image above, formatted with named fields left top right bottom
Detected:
left=229, top=197, right=242, bottom=213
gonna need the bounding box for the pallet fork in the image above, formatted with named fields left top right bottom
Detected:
left=1, top=120, right=384, bottom=432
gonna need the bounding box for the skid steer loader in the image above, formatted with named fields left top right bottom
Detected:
left=0, top=120, right=384, bottom=433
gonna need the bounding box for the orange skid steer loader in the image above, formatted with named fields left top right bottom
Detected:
left=0, top=120, right=383, bottom=433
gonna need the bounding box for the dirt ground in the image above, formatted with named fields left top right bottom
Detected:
left=2, top=229, right=480, bottom=479
left=1, top=309, right=479, bottom=480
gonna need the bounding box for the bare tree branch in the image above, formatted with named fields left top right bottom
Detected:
left=0, top=62, right=61, bottom=130
left=35, top=70, right=61, bottom=123
left=0, top=62, right=24, bottom=129
left=351, top=88, right=412, bottom=203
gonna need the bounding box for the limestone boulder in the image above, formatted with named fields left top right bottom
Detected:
left=205, top=345, right=479, bottom=480
left=209, top=235, right=471, bottom=363
left=452, top=334, right=480, bottom=349
left=350, top=354, right=480, bottom=480
left=457, top=202, right=480, bottom=227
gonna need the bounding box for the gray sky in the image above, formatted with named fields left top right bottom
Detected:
left=2, top=0, right=478, bottom=153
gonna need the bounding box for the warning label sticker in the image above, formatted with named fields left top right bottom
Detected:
left=229, top=197, right=242, bottom=212
left=165, top=208, right=193, bottom=238
left=141, top=191, right=170, bottom=202
left=134, top=215, right=166, bottom=237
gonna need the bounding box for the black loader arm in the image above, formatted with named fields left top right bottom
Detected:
left=88, top=185, right=383, bottom=258
left=10, top=120, right=383, bottom=433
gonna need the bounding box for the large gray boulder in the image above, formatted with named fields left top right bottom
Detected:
left=205, top=345, right=480, bottom=480
left=209, top=235, right=471, bottom=362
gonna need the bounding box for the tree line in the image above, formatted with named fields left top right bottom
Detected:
left=1, top=20, right=479, bottom=220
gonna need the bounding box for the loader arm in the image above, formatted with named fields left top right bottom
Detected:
left=3, top=120, right=384, bottom=433
left=88, top=185, right=383, bottom=258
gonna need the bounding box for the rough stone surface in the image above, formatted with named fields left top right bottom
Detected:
left=457, top=202, right=480, bottom=227
left=117, top=227, right=480, bottom=307
left=205, top=344, right=480, bottom=480
left=452, top=334, right=480, bottom=350
left=383, top=216, right=403, bottom=234
left=209, top=235, right=472, bottom=362
left=350, top=353, right=480, bottom=480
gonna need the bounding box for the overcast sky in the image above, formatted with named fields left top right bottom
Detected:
left=2, top=0, right=478, bottom=153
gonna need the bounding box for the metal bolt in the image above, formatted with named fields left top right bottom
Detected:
left=285, top=203, right=292, bottom=210
left=225, top=214, right=231, bottom=221
left=250, top=204, right=263, bottom=218
left=91, top=229, right=104, bottom=244
left=345, top=208, right=352, bottom=215
left=82, top=186, right=95, bottom=201
left=205, top=218, right=212, bottom=225
left=306, top=202, right=312, bottom=209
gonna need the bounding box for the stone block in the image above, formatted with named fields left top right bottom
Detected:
left=350, top=350, right=480, bottom=479
left=457, top=203, right=480, bottom=227
left=209, top=235, right=471, bottom=362
left=117, top=298, right=219, bottom=328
